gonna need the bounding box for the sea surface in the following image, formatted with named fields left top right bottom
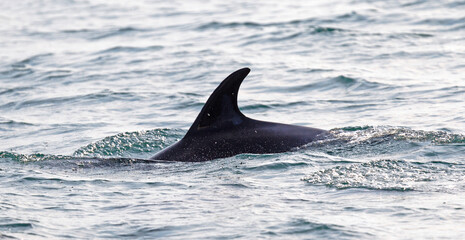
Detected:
left=1, top=0, right=465, bottom=239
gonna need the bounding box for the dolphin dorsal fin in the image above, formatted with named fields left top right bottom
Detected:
left=186, top=68, right=250, bottom=136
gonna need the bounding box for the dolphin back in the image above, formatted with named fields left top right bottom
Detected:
left=151, top=68, right=329, bottom=161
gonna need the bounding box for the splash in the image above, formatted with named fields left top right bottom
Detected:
left=302, top=159, right=465, bottom=191
left=0, top=151, right=73, bottom=162
left=304, top=126, right=465, bottom=158
left=330, top=126, right=465, bottom=144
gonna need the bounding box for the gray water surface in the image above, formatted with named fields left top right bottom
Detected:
left=1, top=0, right=465, bottom=239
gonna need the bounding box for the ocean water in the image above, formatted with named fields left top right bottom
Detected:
left=1, top=0, right=464, bottom=238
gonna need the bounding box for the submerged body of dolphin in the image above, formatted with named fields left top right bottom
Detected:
left=151, top=68, right=330, bottom=161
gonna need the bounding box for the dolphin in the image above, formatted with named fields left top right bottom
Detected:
left=151, top=68, right=330, bottom=161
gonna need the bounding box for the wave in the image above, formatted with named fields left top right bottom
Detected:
left=0, top=151, right=172, bottom=172
left=13, top=53, right=54, bottom=66
left=91, top=27, right=150, bottom=40
left=96, top=45, right=164, bottom=54
left=0, top=151, right=74, bottom=162
left=197, top=18, right=317, bottom=30
left=240, top=101, right=306, bottom=111
left=329, top=126, right=465, bottom=145
left=0, top=223, right=33, bottom=230
left=303, top=126, right=464, bottom=159
left=242, top=160, right=310, bottom=171
left=200, top=21, right=345, bottom=33
left=302, top=159, right=465, bottom=192
left=0, top=118, right=34, bottom=127
left=0, top=90, right=145, bottom=110
left=73, top=128, right=184, bottom=158
left=280, top=75, right=392, bottom=93
left=26, top=26, right=152, bottom=41
left=276, top=218, right=368, bottom=238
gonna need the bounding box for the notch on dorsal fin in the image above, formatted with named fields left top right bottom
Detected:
left=186, top=68, right=250, bottom=136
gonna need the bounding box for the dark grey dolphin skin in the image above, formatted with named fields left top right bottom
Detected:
left=151, top=68, right=330, bottom=161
